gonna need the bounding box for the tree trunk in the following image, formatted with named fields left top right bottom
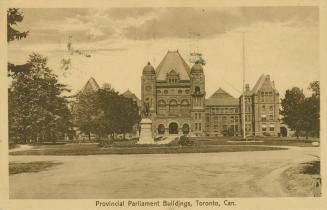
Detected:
left=88, top=132, right=91, bottom=142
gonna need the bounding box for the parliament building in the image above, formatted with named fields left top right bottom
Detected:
left=141, top=50, right=280, bottom=137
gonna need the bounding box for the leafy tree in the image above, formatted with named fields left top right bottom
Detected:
left=281, top=82, right=320, bottom=138
left=7, top=8, right=29, bottom=42
left=280, top=87, right=305, bottom=137
left=95, top=86, right=120, bottom=139
left=9, top=53, right=73, bottom=143
left=309, top=81, right=320, bottom=98
left=73, top=85, right=141, bottom=141
left=301, top=97, right=319, bottom=138
left=72, top=91, right=101, bottom=141
left=7, top=8, right=30, bottom=75
left=115, top=96, right=141, bottom=138
left=305, top=81, right=320, bottom=137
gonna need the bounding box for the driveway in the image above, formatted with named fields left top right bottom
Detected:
left=9, top=146, right=319, bottom=198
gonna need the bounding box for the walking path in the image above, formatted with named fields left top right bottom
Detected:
left=9, top=146, right=319, bottom=198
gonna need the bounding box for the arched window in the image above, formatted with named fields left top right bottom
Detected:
left=158, top=100, right=166, bottom=115
left=169, top=99, right=178, bottom=115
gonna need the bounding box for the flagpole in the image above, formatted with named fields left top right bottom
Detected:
left=242, top=32, right=246, bottom=140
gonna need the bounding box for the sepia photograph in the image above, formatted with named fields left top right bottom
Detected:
left=0, top=1, right=326, bottom=209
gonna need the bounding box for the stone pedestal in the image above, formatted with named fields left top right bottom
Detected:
left=138, top=118, right=154, bottom=144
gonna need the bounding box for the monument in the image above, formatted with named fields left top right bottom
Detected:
left=138, top=102, right=154, bottom=144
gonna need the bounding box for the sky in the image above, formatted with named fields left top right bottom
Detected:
left=8, top=7, right=319, bottom=98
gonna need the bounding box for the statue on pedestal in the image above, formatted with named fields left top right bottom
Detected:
left=141, top=101, right=151, bottom=119
left=138, top=101, right=154, bottom=144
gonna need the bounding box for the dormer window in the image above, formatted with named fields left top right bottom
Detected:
left=166, top=69, right=180, bottom=84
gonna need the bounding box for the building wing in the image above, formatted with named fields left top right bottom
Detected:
left=80, top=77, right=100, bottom=94
left=206, top=88, right=239, bottom=106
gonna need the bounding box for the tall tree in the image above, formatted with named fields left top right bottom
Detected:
left=305, top=81, right=320, bottom=137
left=280, top=87, right=305, bottom=137
left=115, top=96, right=141, bottom=138
left=73, top=85, right=141, bottom=141
left=72, top=91, right=101, bottom=141
left=7, top=8, right=30, bottom=75
left=7, top=8, right=29, bottom=42
left=9, top=53, right=73, bottom=143
left=281, top=82, right=320, bottom=138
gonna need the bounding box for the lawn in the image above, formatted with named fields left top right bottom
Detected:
left=9, top=161, right=62, bottom=175
left=281, top=160, right=321, bottom=196
left=9, top=136, right=317, bottom=156
left=189, top=137, right=319, bottom=147
left=9, top=143, right=286, bottom=156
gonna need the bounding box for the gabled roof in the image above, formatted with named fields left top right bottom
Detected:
left=251, top=74, right=278, bottom=94
left=240, top=74, right=278, bottom=97
left=206, top=88, right=238, bottom=106
left=156, top=50, right=191, bottom=81
left=80, top=77, right=100, bottom=94
left=122, top=89, right=141, bottom=107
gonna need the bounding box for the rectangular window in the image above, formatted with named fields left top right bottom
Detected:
left=261, top=115, right=267, bottom=121
left=262, top=124, right=267, bottom=132
left=270, top=124, right=275, bottom=131
left=195, top=113, right=197, bottom=119
left=199, top=123, right=201, bottom=131
left=199, top=113, right=201, bottom=119
left=195, top=123, right=198, bottom=131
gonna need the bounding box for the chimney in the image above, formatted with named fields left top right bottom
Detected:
left=245, top=84, right=250, bottom=92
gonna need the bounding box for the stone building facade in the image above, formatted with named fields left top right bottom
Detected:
left=240, top=75, right=280, bottom=136
left=141, top=50, right=280, bottom=137
left=205, top=88, right=240, bottom=136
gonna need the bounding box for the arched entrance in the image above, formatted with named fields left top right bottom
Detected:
left=158, top=124, right=165, bottom=135
left=169, top=122, right=178, bottom=134
left=182, top=124, right=190, bottom=134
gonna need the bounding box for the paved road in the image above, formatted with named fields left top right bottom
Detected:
left=9, top=146, right=319, bottom=199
